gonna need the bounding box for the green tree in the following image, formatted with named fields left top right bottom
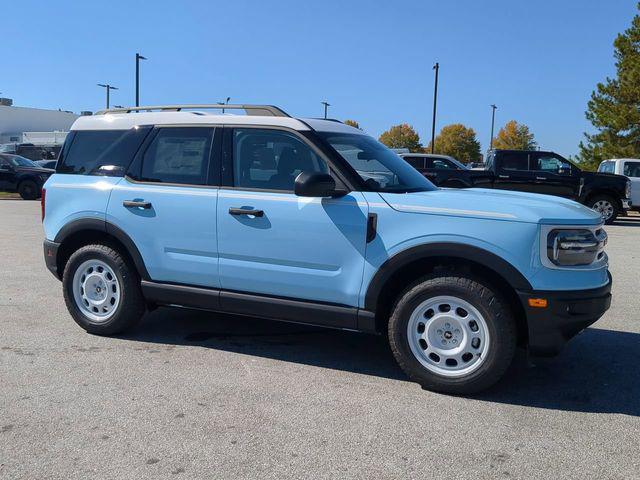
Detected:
left=426, top=124, right=482, bottom=163
left=578, top=3, right=640, bottom=171
left=378, top=123, right=423, bottom=152
left=344, top=119, right=361, bottom=129
left=491, top=120, right=537, bottom=150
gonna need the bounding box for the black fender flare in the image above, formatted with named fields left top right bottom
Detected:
left=54, top=218, right=150, bottom=280
left=364, top=242, right=532, bottom=311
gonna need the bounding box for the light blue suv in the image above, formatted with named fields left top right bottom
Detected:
left=42, top=104, right=612, bottom=394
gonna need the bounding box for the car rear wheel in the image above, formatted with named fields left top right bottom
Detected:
left=388, top=273, right=516, bottom=394
left=589, top=194, right=619, bottom=224
left=62, top=244, right=145, bottom=335
left=18, top=180, right=39, bottom=200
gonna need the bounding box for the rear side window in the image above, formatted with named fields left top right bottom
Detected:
left=139, top=127, right=214, bottom=185
left=499, top=153, right=529, bottom=171
left=598, top=161, right=615, bottom=174
left=623, top=161, right=640, bottom=177
left=404, top=157, right=426, bottom=169
left=58, top=127, right=150, bottom=175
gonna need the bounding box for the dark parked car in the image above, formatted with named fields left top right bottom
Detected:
left=35, top=159, right=58, bottom=169
left=401, top=150, right=631, bottom=224
left=400, top=154, right=493, bottom=188
left=0, top=143, right=60, bottom=161
left=0, top=154, right=55, bottom=199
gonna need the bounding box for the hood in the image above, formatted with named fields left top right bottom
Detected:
left=16, top=166, right=55, bottom=175
left=379, top=188, right=602, bottom=225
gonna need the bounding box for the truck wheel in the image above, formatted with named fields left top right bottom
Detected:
left=62, top=244, right=145, bottom=335
left=18, top=180, right=39, bottom=200
left=588, top=195, right=619, bottom=224
left=388, top=273, right=516, bottom=394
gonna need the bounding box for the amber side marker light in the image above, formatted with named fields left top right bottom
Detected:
left=528, top=298, right=548, bottom=308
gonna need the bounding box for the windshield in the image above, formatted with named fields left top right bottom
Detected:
left=316, top=132, right=437, bottom=193
left=6, top=155, right=38, bottom=167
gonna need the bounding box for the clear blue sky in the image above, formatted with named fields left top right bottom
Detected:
left=3, top=0, right=637, bottom=156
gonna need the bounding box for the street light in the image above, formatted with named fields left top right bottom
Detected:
left=97, top=83, right=118, bottom=109
left=430, top=62, right=439, bottom=154
left=489, top=104, right=497, bottom=150
left=217, top=97, right=231, bottom=113
left=321, top=101, right=330, bottom=119
left=135, top=53, right=147, bottom=107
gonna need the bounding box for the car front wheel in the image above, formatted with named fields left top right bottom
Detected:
left=388, top=273, right=517, bottom=394
left=589, top=194, right=619, bottom=224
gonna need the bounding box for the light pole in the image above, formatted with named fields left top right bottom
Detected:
left=135, top=53, right=147, bottom=107
left=489, top=104, right=497, bottom=150
left=218, top=97, right=231, bottom=113
left=321, top=101, right=330, bottom=119
left=430, top=62, right=439, bottom=153
left=97, top=84, right=118, bottom=109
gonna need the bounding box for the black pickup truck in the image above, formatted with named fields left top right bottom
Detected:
left=401, top=150, right=631, bottom=224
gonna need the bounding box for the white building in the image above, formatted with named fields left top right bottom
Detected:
left=0, top=99, right=79, bottom=144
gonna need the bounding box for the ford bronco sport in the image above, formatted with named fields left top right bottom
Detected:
left=42, top=104, right=612, bottom=394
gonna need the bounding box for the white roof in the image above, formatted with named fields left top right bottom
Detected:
left=71, top=111, right=365, bottom=135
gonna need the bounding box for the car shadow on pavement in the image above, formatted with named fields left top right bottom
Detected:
left=122, top=308, right=639, bottom=416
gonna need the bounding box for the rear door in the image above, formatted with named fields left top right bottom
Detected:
left=216, top=126, right=368, bottom=307
left=108, top=126, right=221, bottom=288
left=0, top=156, right=15, bottom=190
left=622, top=160, right=640, bottom=206
left=493, top=152, right=538, bottom=192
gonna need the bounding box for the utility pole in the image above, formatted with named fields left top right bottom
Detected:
left=135, top=53, right=147, bottom=107
left=489, top=104, right=497, bottom=150
left=97, top=84, right=118, bottom=109
left=321, top=101, right=330, bottom=119
left=430, top=62, right=439, bottom=153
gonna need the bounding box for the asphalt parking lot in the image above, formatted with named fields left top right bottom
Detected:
left=1, top=199, right=639, bottom=480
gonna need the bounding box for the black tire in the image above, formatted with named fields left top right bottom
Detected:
left=18, top=180, right=39, bottom=200
left=587, top=194, right=619, bottom=225
left=62, top=244, right=145, bottom=335
left=388, top=273, right=517, bottom=395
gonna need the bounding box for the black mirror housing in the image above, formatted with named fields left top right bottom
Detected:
left=294, top=171, right=338, bottom=197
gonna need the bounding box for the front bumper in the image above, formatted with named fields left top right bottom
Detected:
left=517, top=273, right=612, bottom=356
left=43, top=239, right=61, bottom=279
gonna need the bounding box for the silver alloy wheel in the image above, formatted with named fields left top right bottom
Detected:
left=407, top=295, right=490, bottom=377
left=592, top=200, right=614, bottom=221
left=72, top=259, right=121, bottom=323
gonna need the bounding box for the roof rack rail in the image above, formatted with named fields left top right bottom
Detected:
left=94, top=104, right=290, bottom=117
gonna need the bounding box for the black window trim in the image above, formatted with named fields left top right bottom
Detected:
left=125, top=124, right=221, bottom=189
left=220, top=124, right=354, bottom=193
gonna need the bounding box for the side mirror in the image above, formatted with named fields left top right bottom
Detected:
left=294, top=171, right=339, bottom=197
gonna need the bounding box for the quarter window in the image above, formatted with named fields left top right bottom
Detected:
left=232, top=128, right=328, bottom=191
left=140, top=127, right=214, bottom=185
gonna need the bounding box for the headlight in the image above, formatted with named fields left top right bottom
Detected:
left=546, top=228, right=607, bottom=266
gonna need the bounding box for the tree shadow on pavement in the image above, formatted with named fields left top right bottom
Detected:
left=122, top=308, right=640, bottom=416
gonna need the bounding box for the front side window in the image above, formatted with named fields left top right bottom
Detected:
left=6, top=155, right=37, bottom=168
left=535, top=155, right=571, bottom=173
left=58, top=127, right=150, bottom=175
left=233, top=128, right=328, bottom=191
left=140, top=127, right=214, bottom=185
left=432, top=159, right=456, bottom=170
left=623, top=161, right=640, bottom=177
left=316, top=132, right=436, bottom=192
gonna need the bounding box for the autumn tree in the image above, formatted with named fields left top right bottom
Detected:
left=426, top=124, right=482, bottom=163
left=378, top=123, right=423, bottom=152
left=344, top=119, right=361, bottom=129
left=578, top=3, right=640, bottom=171
left=491, top=120, right=537, bottom=150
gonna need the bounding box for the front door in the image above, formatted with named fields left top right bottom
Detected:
left=0, top=157, right=15, bottom=190
left=530, top=153, right=580, bottom=198
left=107, top=126, right=220, bottom=288
left=622, top=160, right=640, bottom=206
left=216, top=127, right=369, bottom=307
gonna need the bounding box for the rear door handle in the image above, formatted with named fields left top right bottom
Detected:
left=123, top=200, right=152, bottom=209
left=498, top=175, right=510, bottom=179
left=536, top=176, right=548, bottom=181
left=229, top=207, right=264, bottom=217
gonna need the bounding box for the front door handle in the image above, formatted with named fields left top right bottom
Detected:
left=123, top=200, right=152, bottom=209
left=229, top=207, right=264, bottom=217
